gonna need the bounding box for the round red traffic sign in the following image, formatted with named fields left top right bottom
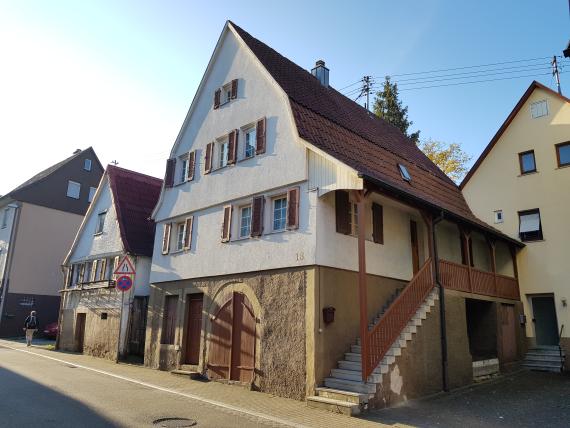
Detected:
left=116, top=275, right=133, bottom=292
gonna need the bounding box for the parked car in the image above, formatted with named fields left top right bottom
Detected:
left=43, top=322, right=58, bottom=339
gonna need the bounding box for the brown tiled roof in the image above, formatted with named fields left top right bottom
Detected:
left=107, top=165, right=162, bottom=257
left=230, top=22, right=520, bottom=244
left=461, top=81, right=570, bottom=189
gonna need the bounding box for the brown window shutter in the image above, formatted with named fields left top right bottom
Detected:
left=231, top=79, right=238, bottom=99
left=183, top=216, right=193, bottom=250
left=255, top=117, right=266, bottom=155
left=251, top=196, right=265, bottom=237
left=204, top=143, right=214, bottom=174
left=227, top=130, right=238, bottom=165
left=335, top=190, right=350, bottom=234
left=164, top=159, right=176, bottom=188
left=214, top=88, right=221, bottom=109
left=372, top=203, right=384, bottom=244
left=162, top=223, right=172, bottom=254
left=221, top=205, right=232, bottom=242
left=187, top=151, right=196, bottom=181
left=286, top=187, right=300, bottom=230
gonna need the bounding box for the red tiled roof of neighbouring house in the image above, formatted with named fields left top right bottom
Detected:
left=229, top=22, right=521, bottom=245
left=107, top=165, right=162, bottom=257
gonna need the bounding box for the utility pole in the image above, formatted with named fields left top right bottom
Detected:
left=362, top=76, right=372, bottom=111
left=552, top=56, right=562, bottom=95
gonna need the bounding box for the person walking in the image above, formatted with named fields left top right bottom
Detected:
left=23, top=310, right=39, bottom=347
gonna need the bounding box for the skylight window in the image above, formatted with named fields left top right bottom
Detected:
left=398, top=164, right=412, bottom=182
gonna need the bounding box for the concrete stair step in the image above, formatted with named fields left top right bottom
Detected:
left=338, top=359, right=389, bottom=374
left=351, top=344, right=361, bottom=354
left=170, top=369, right=202, bottom=379
left=331, top=368, right=382, bottom=384
left=324, top=377, right=376, bottom=394
left=345, top=352, right=361, bottom=362
left=315, top=387, right=368, bottom=404
left=386, top=346, right=402, bottom=357
left=306, top=396, right=361, bottom=416
left=527, top=350, right=565, bottom=357
left=525, top=356, right=564, bottom=363
left=522, top=362, right=563, bottom=372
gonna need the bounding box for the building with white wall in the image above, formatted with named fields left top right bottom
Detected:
left=0, top=148, right=103, bottom=337
left=145, top=21, right=525, bottom=413
left=58, top=165, right=161, bottom=361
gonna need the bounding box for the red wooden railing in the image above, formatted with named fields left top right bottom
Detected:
left=363, top=259, right=434, bottom=380
left=439, top=259, right=519, bottom=300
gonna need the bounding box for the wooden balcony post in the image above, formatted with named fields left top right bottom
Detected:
left=487, top=237, right=497, bottom=296
left=355, top=190, right=369, bottom=381
left=460, top=227, right=473, bottom=292
left=510, top=245, right=520, bottom=299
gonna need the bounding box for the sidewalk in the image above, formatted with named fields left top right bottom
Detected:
left=0, top=339, right=387, bottom=428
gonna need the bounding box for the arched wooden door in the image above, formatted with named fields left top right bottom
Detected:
left=207, top=292, right=256, bottom=383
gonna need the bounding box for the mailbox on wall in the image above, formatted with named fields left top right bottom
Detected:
left=323, top=306, right=335, bottom=325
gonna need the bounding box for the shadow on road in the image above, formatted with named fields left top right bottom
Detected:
left=0, top=366, right=117, bottom=427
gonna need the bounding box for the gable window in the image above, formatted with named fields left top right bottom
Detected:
left=494, top=210, right=504, bottom=224
left=272, top=197, right=287, bottom=231
left=175, top=222, right=186, bottom=251
left=518, top=209, right=543, bottom=242
left=239, top=205, right=252, bottom=238
left=244, top=126, right=257, bottom=159
left=218, top=138, right=229, bottom=168
left=179, top=157, right=189, bottom=184
left=530, top=100, right=548, bottom=118
left=556, top=142, right=570, bottom=167
left=1, top=208, right=8, bottom=229
left=84, top=159, right=92, bottom=171
left=95, top=211, right=106, bottom=235
left=88, top=186, right=97, bottom=203
left=519, top=150, right=536, bottom=174
left=223, top=83, right=232, bottom=104
left=398, top=164, right=412, bottom=182
left=67, top=180, right=81, bottom=199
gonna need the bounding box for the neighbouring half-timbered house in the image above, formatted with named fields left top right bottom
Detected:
left=146, top=21, right=526, bottom=414
left=58, top=165, right=161, bottom=361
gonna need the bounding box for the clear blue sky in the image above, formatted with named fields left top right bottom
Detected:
left=0, top=1, right=568, bottom=194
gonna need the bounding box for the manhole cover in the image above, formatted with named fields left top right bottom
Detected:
left=152, top=417, right=197, bottom=427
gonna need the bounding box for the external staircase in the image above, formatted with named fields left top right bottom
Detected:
left=522, top=346, right=565, bottom=372
left=306, top=260, right=438, bottom=416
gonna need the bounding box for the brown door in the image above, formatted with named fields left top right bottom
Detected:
left=75, top=313, right=86, bottom=353
left=207, top=292, right=256, bottom=383
left=410, top=220, right=420, bottom=274
left=184, top=294, right=203, bottom=365
left=499, top=304, right=517, bottom=362
left=128, top=296, right=148, bottom=357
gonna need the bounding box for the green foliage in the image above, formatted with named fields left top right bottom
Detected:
left=373, top=76, right=420, bottom=144
left=418, top=139, right=472, bottom=183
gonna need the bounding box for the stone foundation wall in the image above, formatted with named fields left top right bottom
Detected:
left=144, top=266, right=308, bottom=400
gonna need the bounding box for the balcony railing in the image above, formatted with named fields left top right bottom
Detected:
left=67, top=279, right=116, bottom=290
left=439, top=259, right=519, bottom=300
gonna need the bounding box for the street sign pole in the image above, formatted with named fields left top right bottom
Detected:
left=113, top=256, right=136, bottom=364
left=116, top=290, right=124, bottom=363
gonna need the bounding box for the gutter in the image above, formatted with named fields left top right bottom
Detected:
left=360, top=174, right=524, bottom=248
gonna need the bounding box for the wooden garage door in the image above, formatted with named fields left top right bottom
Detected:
left=207, top=292, right=256, bottom=383
left=500, top=304, right=517, bottom=363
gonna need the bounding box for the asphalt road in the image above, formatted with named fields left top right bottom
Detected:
left=0, top=344, right=278, bottom=428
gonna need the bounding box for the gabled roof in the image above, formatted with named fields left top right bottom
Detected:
left=107, top=165, right=162, bottom=257
left=229, top=22, right=520, bottom=244
left=461, top=81, right=570, bottom=189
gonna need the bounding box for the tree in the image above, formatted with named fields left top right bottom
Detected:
left=373, top=76, right=420, bottom=144
left=418, top=139, right=472, bottom=183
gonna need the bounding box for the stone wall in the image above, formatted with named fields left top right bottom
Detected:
left=144, top=266, right=308, bottom=400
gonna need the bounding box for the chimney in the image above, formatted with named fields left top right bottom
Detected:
left=311, top=60, right=329, bottom=87
left=73, top=149, right=81, bottom=155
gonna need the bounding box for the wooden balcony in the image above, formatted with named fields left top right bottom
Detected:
left=439, top=259, right=519, bottom=300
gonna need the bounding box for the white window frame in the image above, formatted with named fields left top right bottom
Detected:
left=95, top=211, right=107, bottom=235
left=243, top=126, right=257, bottom=159
left=218, top=137, right=229, bottom=169
left=179, top=156, right=189, bottom=184
left=175, top=221, right=186, bottom=251
left=272, top=196, right=287, bottom=232
left=222, top=83, right=232, bottom=105
left=530, top=100, right=548, bottom=119
left=84, top=159, right=92, bottom=171
left=88, top=186, right=97, bottom=203
left=494, top=210, right=504, bottom=224
left=239, top=205, right=252, bottom=238
left=66, top=180, right=81, bottom=199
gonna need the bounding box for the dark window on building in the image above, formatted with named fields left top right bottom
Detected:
left=100, top=312, right=108, bottom=320
left=518, top=209, right=543, bottom=242
left=518, top=150, right=536, bottom=174
left=161, top=295, right=178, bottom=345
left=556, top=142, right=570, bottom=167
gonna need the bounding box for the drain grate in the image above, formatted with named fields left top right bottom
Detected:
left=152, top=417, right=197, bottom=427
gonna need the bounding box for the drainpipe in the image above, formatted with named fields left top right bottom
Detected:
left=432, top=211, right=449, bottom=392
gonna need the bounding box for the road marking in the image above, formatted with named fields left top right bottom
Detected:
left=0, top=343, right=308, bottom=428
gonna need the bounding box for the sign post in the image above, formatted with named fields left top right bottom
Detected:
left=114, top=256, right=135, bottom=363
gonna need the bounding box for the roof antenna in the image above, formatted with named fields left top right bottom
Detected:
left=111, top=160, right=119, bottom=166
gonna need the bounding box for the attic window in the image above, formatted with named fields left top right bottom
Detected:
left=530, top=100, right=548, bottom=119
left=398, top=164, right=412, bottom=182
